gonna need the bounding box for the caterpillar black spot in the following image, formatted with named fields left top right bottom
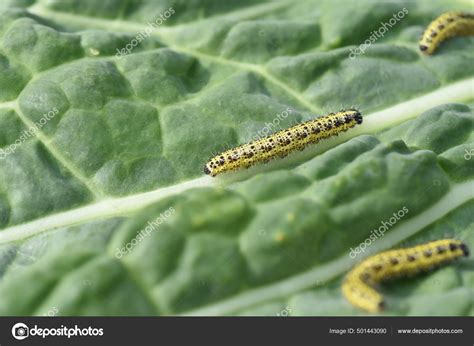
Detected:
left=204, top=109, right=362, bottom=177
left=419, top=11, right=474, bottom=55
left=342, top=239, right=469, bottom=313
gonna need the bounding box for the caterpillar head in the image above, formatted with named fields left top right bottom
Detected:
left=353, top=111, right=363, bottom=125
left=203, top=163, right=214, bottom=176
left=459, top=242, right=470, bottom=257
left=346, top=109, right=363, bottom=124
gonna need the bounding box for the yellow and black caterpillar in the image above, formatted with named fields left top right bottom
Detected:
left=342, top=239, right=469, bottom=313
left=204, top=109, right=362, bottom=177
left=419, top=11, right=474, bottom=55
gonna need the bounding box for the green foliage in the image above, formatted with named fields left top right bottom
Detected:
left=0, top=0, right=472, bottom=316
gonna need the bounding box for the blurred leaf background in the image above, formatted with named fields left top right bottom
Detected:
left=0, top=0, right=472, bottom=316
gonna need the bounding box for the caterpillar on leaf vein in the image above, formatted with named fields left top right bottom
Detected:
left=204, top=109, right=362, bottom=177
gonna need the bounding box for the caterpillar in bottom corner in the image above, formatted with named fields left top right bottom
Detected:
left=342, top=239, right=470, bottom=313
left=419, top=11, right=474, bottom=55
left=204, top=109, right=362, bottom=177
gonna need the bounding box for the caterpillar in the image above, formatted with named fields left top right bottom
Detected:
left=342, top=239, right=469, bottom=313
left=204, top=109, right=362, bottom=177
left=419, top=11, right=474, bottom=55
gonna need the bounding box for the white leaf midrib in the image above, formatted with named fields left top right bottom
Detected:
left=0, top=176, right=212, bottom=244
left=0, top=78, right=473, bottom=244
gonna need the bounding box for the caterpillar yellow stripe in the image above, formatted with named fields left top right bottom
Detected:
left=419, top=11, right=474, bottom=55
left=342, top=239, right=470, bottom=313
left=204, top=109, right=362, bottom=177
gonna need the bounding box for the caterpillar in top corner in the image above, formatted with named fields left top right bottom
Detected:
left=342, top=239, right=470, bottom=313
left=419, top=11, right=474, bottom=55
left=204, top=109, right=362, bottom=177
